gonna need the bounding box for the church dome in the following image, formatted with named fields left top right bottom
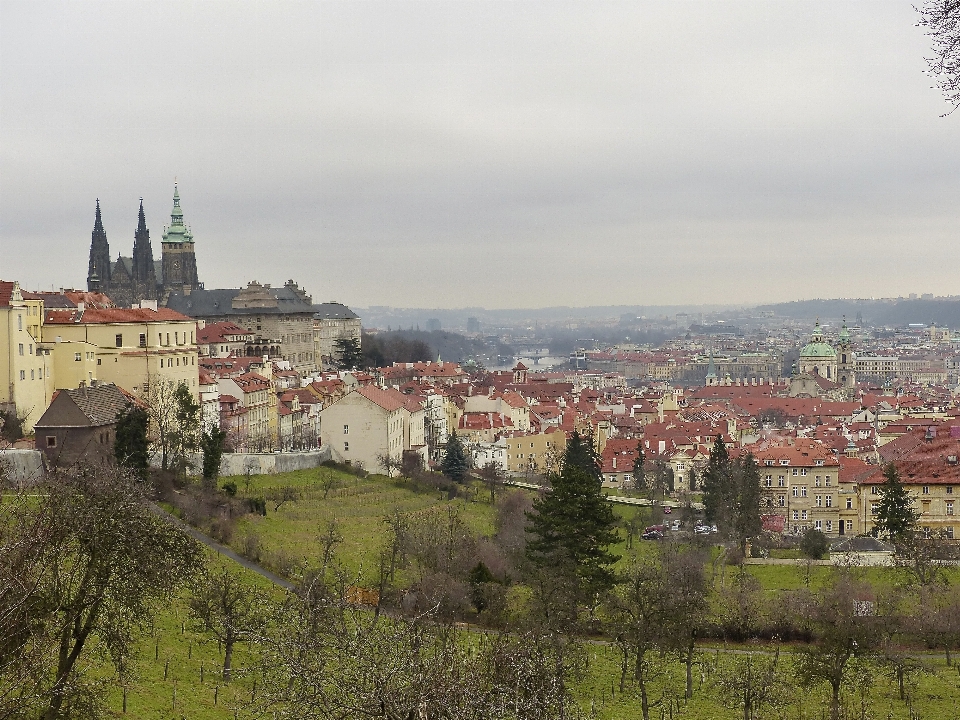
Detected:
left=800, top=321, right=837, bottom=359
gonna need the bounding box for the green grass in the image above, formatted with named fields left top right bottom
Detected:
left=231, top=468, right=497, bottom=583
left=99, top=551, right=275, bottom=719
left=94, top=469, right=960, bottom=717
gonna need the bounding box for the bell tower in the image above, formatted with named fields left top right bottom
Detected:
left=160, top=183, right=199, bottom=297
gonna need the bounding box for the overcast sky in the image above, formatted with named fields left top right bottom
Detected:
left=1, top=1, right=957, bottom=309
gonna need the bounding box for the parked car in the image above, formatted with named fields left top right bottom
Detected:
left=641, top=529, right=663, bottom=540
left=662, top=505, right=672, bottom=514
left=671, top=520, right=681, bottom=532
left=694, top=523, right=717, bottom=535
left=644, top=525, right=666, bottom=534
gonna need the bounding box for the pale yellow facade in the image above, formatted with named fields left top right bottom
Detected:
left=42, top=312, right=199, bottom=399
left=0, top=285, right=49, bottom=432
left=504, top=429, right=566, bottom=475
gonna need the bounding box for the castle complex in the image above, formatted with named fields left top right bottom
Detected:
left=86, top=185, right=200, bottom=306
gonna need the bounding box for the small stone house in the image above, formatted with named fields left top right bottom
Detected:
left=34, top=382, right=140, bottom=468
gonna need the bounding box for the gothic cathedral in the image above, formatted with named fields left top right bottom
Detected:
left=86, top=185, right=200, bottom=306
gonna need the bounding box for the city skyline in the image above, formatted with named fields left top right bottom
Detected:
left=2, top=1, right=958, bottom=308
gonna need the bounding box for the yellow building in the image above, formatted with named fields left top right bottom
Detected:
left=503, top=427, right=567, bottom=475
left=0, top=281, right=49, bottom=432
left=41, top=304, right=200, bottom=399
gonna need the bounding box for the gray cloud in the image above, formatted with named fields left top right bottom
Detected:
left=1, top=1, right=956, bottom=308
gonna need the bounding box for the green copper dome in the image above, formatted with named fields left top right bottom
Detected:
left=800, top=321, right=836, bottom=359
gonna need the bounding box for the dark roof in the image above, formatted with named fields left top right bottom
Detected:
left=35, top=383, right=139, bottom=428
left=312, top=302, right=359, bottom=320
left=166, top=286, right=315, bottom=317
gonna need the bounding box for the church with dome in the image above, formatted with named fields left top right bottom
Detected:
left=86, top=185, right=201, bottom=307
left=789, top=320, right=856, bottom=400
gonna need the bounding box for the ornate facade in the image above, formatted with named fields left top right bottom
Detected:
left=86, top=186, right=200, bottom=306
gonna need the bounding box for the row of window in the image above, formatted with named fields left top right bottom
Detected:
left=765, top=475, right=833, bottom=488
left=18, top=368, right=43, bottom=381
left=871, top=485, right=953, bottom=495
left=159, top=355, right=196, bottom=369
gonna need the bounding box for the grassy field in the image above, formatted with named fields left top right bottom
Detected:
left=94, top=468, right=960, bottom=717
left=229, top=467, right=497, bottom=582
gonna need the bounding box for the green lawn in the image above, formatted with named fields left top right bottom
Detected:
left=231, top=468, right=497, bottom=584
left=99, top=469, right=960, bottom=717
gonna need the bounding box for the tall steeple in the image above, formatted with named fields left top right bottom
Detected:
left=131, top=199, right=158, bottom=300
left=87, top=199, right=111, bottom=292
left=160, top=183, right=199, bottom=297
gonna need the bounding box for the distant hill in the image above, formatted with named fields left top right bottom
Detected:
left=754, top=297, right=960, bottom=329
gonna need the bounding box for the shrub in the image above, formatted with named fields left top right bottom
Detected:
left=800, top=528, right=830, bottom=560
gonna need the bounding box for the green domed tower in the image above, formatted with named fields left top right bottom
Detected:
left=798, top=321, right=838, bottom=380
left=160, top=184, right=199, bottom=298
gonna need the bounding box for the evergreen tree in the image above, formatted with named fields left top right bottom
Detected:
left=114, top=406, right=149, bottom=479
left=702, top=435, right=732, bottom=527
left=200, top=425, right=227, bottom=485
left=334, top=336, right=363, bottom=370
left=171, top=383, right=201, bottom=472
left=632, top=441, right=647, bottom=491
left=872, top=462, right=918, bottom=542
left=731, top=453, right=763, bottom=554
left=440, top=431, right=470, bottom=483
left=526, top=432, right=620, bottom=604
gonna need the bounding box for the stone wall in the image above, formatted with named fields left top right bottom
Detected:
left=0, top=449, right=44, bottom=486
left=150, top=447, right=333, bottom=477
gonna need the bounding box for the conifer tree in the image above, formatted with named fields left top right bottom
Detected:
left=702, top=435, right=732, bottom=527
left=440, top=431, right=470, bottom=483
left=872, top=462, right=918, bottom=542
left=114, top=406, right=149, bottom=480
left=526, top=432, right=620, bottom=604
left=632, top=440, right=647, bottom=491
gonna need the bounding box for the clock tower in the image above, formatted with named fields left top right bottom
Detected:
left=160, top=184, right=200, bottom=298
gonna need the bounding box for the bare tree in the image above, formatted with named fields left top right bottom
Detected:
left=917, top=0, right=960, bottom=114
left=660, top=543, right=710, bottom=700
left=713, top=648, right=790, bottom=720
left=266, top=485, right=300, bottom=512
left=317, top=466, right=340, bottom=500
left=0, top=465, right=202, bottom=718
left=188, top=564, right=268, bottom=682
left=254, top=571, right=589, bottom=720
left=477, top=460, right=504, bottom=504
left=794, top=570, right=880, bottom=720
left=602, top=554, right=668, bottom=719
left=376, top=452, right=402, bottom=478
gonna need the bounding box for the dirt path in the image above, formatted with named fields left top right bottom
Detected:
left=147, top=502, right=295, bottom=591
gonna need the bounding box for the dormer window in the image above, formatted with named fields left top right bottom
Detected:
left=780, top=459, right=789, bottom=466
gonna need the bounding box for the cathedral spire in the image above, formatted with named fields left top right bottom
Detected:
left=87, top=198, right=111, bottom=291
left=137, top=198, right=148, bottom=235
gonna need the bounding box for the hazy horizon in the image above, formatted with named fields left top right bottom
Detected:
left=3, top=2, right=958, bottom=308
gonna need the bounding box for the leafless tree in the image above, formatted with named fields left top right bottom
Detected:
left=477, top=460, right=504, bottom=504
left=253, top=571, right=590, bottom=720
left=317, top=466, right=340, bottom=499
left=266, top=485, right=300, bottom=512
left=0, top=465, right=202, bottom=719
left=917, top=0, right=960, bottom=114
left=188, top=564, right=268, bottom=682
left=659, top=544, right=710, bottom=700
left=713, top=647, right=791, bottom=720
left=602, top=554, right=669, bottom=719
left=376, top=452, right=402, bottom=478
left=794, top=570, right=880, bottom=720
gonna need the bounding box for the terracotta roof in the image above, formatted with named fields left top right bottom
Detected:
left=44, top=307, right=192, bottom=324
left=356, top=385, right=408, bottom=412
